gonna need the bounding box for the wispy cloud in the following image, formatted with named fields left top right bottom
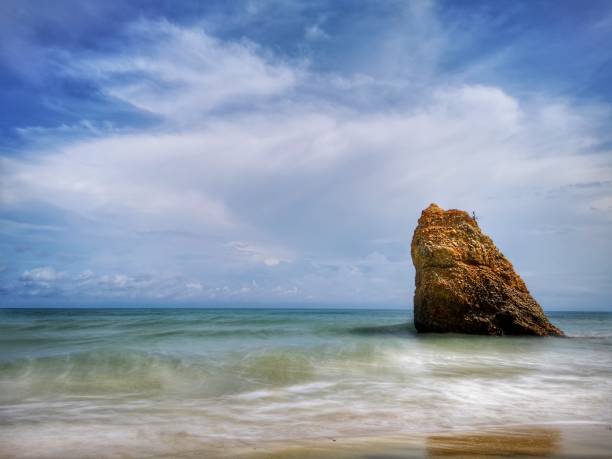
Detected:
left=20, top=266, right=64, bottom=283
left=1, top=5, right=611, bottom=308
left=65, top=20, right=298, bottom=122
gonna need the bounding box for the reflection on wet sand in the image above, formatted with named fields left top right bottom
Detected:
left=241, top=427, right=568, bottom=459
left=77, top=424, right=610, bottom=459
left=426, top=428, right=560, bottom=457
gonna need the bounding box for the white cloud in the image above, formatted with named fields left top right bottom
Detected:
left=66, top=20, right=297, bottom=122
left=305, top=23, right=329, bottom=41
left=75, top=270, right=95, bottom=281
left=20, top=266, right=64, bottom=283
left=3, top=19, right=611, bottom=306
left=228, top=241, right=293, bottom=267
left=263, top=258, right=281, bottom=267
left=6, top=85, right=608, bottom=234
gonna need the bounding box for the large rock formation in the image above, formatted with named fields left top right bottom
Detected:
left=411, top=204, right=563, bottom=336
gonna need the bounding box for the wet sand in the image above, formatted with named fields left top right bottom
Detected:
left=1, top=422, right=610, bottom=458
left=234, top=423, right=611, bottom=459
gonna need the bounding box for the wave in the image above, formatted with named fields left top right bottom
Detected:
left=0, top=346, right=340, bottom=402
left=349, top=322, right=415, bottom=336
left=564, top=333, right=612, bottom=339
left=0, top=350, right=204, bottom=400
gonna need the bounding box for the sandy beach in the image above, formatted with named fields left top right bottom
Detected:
left=237, top=423, right=612, bottom=459
left=2, top=421, right=610, bottom=458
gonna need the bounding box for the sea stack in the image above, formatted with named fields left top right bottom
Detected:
left=411, top=204, right=563, bottom=336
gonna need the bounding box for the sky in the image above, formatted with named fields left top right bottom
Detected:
left=1, top=0, right=611, bottom=309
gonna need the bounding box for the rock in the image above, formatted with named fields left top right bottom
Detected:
left=411, top=204, right=563, bottom=336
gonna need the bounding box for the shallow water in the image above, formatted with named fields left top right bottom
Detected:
left=0, top=308, right=610, bottom=458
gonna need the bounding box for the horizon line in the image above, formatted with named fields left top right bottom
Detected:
left=1, top=305, right=610, bottom=313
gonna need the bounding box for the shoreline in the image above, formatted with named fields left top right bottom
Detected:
left=233, top=422, right=612, bottom=459
left=14, top=422, right=600, bottom=459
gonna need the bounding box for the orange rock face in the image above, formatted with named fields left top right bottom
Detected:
left=411, top=204, right=563, bottom=336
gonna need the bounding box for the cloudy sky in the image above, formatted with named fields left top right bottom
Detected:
left=1, top=0, right=611, bottom=309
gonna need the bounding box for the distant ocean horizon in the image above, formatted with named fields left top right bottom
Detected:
left=3, top=305, right=611, bottom=311
left=1, top=308, right=611, bottom=458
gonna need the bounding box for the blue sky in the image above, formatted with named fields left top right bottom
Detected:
left=1, top=0, right=611, bottom=309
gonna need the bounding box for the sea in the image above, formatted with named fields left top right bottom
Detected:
left=0, top=308, right=611, bottom=458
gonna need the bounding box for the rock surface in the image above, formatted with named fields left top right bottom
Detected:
left=411, top=204, right=563, bottom=336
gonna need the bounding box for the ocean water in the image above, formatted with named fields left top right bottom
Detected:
left=0, top=308, right=611, bottom=458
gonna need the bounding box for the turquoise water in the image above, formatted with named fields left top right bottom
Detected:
left=0, top=308, right=611, bottom=458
